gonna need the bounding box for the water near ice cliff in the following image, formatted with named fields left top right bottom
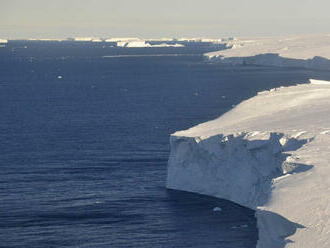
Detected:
left=1, top=41, right=330, bottom=247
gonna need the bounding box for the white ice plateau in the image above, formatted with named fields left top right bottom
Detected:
left=167, top=35, right=330, bottom=248
left=206, top=34, right=330, bottom=70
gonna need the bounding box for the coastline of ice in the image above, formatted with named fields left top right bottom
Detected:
left=167, top=81, right=330, bottom=247
left=1, top=37, right=229, bottom=48
left=206, top=34, right=330, bottom=70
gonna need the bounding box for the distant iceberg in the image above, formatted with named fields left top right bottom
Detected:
left=105, top=37, right=141, bottom=43
left=115, top=40, right=185, bottom=48
left=117, top=41, right=151, bottom=48
left=74, top=37, right=105, bottom=42
left=3, top=37, right=229, bottom=48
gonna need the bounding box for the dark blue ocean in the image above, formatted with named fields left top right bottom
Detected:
left=1, top=41, right=330, bottom=248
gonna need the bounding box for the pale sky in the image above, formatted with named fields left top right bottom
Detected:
left=1, top=0, right=330, bottom=39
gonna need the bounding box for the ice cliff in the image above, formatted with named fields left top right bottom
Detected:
left=167, top=82, right=330, bottom=248
left=206, top=34, right=330, bottom=70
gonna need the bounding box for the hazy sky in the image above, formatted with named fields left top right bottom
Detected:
left=1, top=0, right=330, bottom=38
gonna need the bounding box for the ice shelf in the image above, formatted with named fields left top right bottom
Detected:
left=167, top=83, right=330, bottom=248
left=206, top=34, right=330, bottom=70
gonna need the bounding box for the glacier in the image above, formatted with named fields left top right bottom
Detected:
left=206, top=34, right=330, bottom=70
left=167, top=82, right=330, bottom=248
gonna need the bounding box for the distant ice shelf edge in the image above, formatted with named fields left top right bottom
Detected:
left=166, top=80, right=330, bottom=248
left=205, top=34, right=330, bottom=70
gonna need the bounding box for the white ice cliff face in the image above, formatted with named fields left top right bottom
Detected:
left=167, top=83, right=330, bottom=248
left=167, top=132, right=310, bottom=210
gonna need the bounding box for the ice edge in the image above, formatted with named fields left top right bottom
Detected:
left=166, top=131, right=313, bottom=247
left=166, top=82, right=330, bottom=247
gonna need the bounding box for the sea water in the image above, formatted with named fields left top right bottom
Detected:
left=1, top=41, right=330, bottom=248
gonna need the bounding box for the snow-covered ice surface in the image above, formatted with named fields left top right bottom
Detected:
left=309, top=78, right=330, bottom=85
left=206, top=34, right=330, bottom=70
left=167, top=82, right=330, bottom=247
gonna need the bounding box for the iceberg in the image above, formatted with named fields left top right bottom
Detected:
left=206, top=34, right=330, bottom=70
left=109, top=37, right=227, bottom=47
left=116, top=40, right=151, bottom=47
left=105, top=37, right=141, bottom=43
left=167, top=82, right=330, bottom=247
left=125, top=41, right=152, bottom=48
left=116, top=40, right=185, bottom=48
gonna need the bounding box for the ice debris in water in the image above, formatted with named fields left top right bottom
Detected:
left=213, top=207, right=222, bottom=212
left=231, top=224, right=248, bottom=229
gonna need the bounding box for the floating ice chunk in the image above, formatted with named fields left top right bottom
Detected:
left=117, top=41, right=128, bottom=47
left=213, top=207, right=222, bottom=212
left=125, top=41, right=151, bottom=48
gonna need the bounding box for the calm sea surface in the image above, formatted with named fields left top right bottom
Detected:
left=1, top=42, right=329, bottom=247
